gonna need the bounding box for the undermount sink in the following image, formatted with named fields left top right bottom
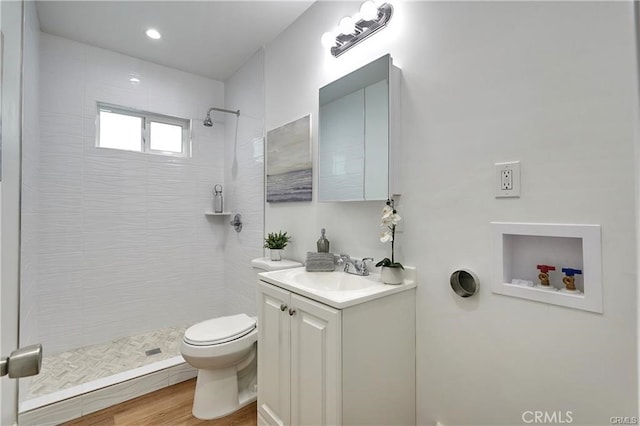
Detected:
left=258, top=266, right=416, bottom=309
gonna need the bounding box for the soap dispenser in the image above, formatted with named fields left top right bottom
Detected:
left=317, top=228, right=330, bottom=253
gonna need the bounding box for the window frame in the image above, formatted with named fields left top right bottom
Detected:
left=96, top=102, right=191, bottom=158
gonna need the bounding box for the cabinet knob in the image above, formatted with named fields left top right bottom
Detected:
left=288, top=308, right=296, bottom=316
left=280, top=304, right=288, bottom=312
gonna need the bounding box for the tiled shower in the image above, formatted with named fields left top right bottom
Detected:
left=19, top=6, right=265, bottom=415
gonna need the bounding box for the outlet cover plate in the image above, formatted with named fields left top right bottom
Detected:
left=495, top=161, right=520, bottom=198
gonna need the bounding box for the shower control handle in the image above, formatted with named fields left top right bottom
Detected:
left=229, top=214, right=243, bottom=233
left=280, top=304, right=287, bottom=312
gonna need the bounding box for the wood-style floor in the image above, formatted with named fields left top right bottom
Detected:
left=62, top=379, right=257, bottom=426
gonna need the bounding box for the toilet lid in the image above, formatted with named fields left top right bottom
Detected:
left=184, top=314, right=256, bottom=346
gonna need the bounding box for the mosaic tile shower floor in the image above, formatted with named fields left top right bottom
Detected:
left=23, top=324, right=190, bottom=400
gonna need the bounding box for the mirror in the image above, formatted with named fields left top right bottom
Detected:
left=318, top=54, right=398, bottom=202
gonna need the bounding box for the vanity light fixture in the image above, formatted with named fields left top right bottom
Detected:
left=145, top=28, right=161, bottom=40
left=321, top=1, right=393, bottom=57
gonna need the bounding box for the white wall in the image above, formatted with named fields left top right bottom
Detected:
left=223, top=49, right=265, bottom=317
left=29, top=33, right=227, bottom=355
left=265, top=1, right=639, bottom=424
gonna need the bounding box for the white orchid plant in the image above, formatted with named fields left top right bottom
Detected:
left=375, top=198, right=404, bottom=270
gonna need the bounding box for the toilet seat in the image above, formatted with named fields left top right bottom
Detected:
left=184, top=314, right=256, bottom=346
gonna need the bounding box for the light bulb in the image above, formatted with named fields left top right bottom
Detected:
left=321, top=32, right=335, bottom=48
left=339, top=16, right=355, bottom=34
left=360, top=1, right=378, bottom=21
left=145, top=28, right=161, bottom=40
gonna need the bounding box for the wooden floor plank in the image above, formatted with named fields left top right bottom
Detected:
left=62, top=379, right=257, bottom=426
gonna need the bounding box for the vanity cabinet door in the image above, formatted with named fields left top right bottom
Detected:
left=290, top=294, right=341, bottom=426
left=258, top=281, right=343, bottom=426
left=258, top=282, right=291, bottom=426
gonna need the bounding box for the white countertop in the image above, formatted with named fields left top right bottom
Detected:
left=258, top=266, right=416, bottom=309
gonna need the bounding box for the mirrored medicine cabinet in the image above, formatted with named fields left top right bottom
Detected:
left=318, top=54, right=400, bottom=202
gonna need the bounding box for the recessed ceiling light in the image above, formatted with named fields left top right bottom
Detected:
left=145, top=28, right=161, bottom=40
left=129, top=77, right=141, bottom=84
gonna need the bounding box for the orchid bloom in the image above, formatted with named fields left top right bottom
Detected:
left=382, top=204, right=393, bottom=219
left=388, top=213, right=402, bottom=226
left=378, top=199, right=402, bottom=267
left=381, top=205, right=401, bottom=227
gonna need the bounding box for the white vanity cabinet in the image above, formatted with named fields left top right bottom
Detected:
left=257, top=278, right=416, bottom=426
left=257, top=281, right=341, bottom=426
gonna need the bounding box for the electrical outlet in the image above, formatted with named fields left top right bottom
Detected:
left=495, top=161, right=520, bottom=198
left=501, top=169, right=513, bottom=190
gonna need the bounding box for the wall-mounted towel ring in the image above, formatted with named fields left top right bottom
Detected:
left=450, top=269, right=479, bottom=297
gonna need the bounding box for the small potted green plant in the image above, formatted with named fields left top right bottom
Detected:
left=264, top=231, right=291, bottom=261
left=376, top=199, right=404, bottom=284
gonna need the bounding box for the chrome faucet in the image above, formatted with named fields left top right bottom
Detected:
left=337, top=254, right=374, bottom=276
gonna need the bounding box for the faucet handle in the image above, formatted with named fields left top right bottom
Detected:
left=359, top=257, right=374, bottom=275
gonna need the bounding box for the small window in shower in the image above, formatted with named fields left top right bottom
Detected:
left=98, top=110, right=143, bottom=152
left=97, top=102, right=190, bottom=157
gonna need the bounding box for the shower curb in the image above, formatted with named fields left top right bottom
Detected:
left=18, top=358, right=196, bottom=426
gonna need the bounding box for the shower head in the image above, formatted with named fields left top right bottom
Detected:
left=202, top=106, right=240, bottom=127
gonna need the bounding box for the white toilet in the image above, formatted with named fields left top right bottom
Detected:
left=180, top=257, right=302, bottom=420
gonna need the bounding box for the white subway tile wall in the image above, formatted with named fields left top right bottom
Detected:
left=223, top=49, right=265, bottom=317
left=24, top=33, right=229, bottom=355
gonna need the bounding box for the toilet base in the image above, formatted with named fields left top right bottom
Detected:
left=192, top=367, right=235, bottom=420
left=191, top=367, right=257, bottom=420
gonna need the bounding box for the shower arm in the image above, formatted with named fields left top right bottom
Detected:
left=207, top=107, right=240, bottom=117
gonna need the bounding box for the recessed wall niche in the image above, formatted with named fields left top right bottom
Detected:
left=491, top=222, right=602, bottom=313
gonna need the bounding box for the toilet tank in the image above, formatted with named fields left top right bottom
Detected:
left=251, top=258, right=302, bottom=280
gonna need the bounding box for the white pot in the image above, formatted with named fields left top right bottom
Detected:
left=270, top=249, right=283, bottom=261
left=381, top=266, right=403, bottom=285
